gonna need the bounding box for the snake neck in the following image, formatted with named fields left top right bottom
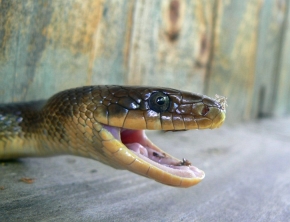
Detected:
left=0, top=101, right=65, bottom=159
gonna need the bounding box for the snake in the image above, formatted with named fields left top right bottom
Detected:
left=0, top=85, right=226, bottom=188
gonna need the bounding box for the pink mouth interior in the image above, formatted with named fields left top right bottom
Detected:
left=102, top=125, right=205, bottom=178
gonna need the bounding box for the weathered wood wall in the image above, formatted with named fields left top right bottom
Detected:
left=0, top=0, right=289, bottom=123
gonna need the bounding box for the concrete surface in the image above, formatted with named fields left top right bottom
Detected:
left=1, top=118, right=290, bottom=222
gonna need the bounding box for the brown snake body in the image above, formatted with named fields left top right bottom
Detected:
left=0, top=86, right=226, bottom=188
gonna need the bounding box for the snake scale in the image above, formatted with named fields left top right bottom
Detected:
left=0, top=85, right=226, bottom=188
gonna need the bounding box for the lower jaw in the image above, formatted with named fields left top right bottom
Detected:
left=103, top=125, right=205, bottom=180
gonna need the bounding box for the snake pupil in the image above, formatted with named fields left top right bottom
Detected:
left=149, top=92, right=170, bottom=113
left=156, top=97, right=165, bottom=105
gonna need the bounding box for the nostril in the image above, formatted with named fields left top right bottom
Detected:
left=201, top=105, right=210, bottom=116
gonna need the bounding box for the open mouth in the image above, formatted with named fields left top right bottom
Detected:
left=102, top=125, right=205, bottom=185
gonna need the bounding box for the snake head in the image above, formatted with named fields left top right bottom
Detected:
left=85, top=86, right=226, bottom=187
left=46, top=86, right=226, bottom=188
left=93, top=86, right=226, bottom=131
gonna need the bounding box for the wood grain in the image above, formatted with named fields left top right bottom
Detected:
left=206, top=0, right=263, bottom=122
left=274, top=0, right=290, bottom=116
left=127, top=0, right=213, bottom=92
left=0, top=0, right=289, bottom=122
left=252, top=0, right=288, bottom=118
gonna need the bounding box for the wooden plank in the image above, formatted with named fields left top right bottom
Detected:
left=0, top=0, right=133, bottom=103
left=0, top=0, right=212, bottom=103
left=127, top=0, right=214, bottom=92
left=206, top=0, right=263, bottom=123
left=1, top=0, right=289, bottom=122
left=252, top=0, right=288, bottom=118
left=274, top=1, right=290, bottom=116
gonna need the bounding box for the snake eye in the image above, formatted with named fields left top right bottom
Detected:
left=149, top=92, right=170, bottom=113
